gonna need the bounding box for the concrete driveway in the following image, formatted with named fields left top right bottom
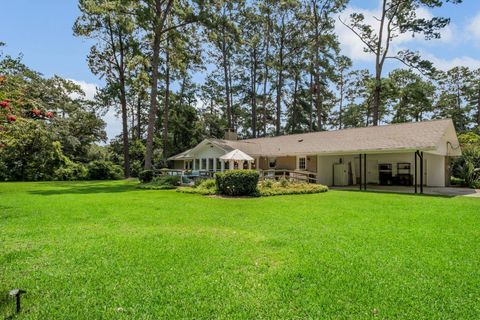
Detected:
left=332, top=185, right=480, bottom=197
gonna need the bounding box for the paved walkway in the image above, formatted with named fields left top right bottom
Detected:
left=332, top=185, right=480, bottom=197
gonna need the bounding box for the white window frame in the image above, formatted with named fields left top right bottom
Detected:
left=297, top=155, right=307, bottom=171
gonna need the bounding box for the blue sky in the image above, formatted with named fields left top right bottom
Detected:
left=1, top=0, right=480, bottom=139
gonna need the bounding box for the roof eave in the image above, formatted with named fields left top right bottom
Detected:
left=247, top=146, right=438, bottom=157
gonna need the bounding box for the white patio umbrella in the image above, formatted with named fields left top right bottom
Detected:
left=219, top=149, right=254, bottom=170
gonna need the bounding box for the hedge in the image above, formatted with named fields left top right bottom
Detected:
left=139, top=170, right=154, bottom=183
left=215, top=170, right=259, bottom=196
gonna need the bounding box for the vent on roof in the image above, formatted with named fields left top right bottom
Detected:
left=298, top=139, right=304, bottom=142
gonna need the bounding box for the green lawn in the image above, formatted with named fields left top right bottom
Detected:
left=1, top=181, right=479, bottom=319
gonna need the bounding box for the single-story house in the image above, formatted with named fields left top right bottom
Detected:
left=168, top=119, right=461, bottom=191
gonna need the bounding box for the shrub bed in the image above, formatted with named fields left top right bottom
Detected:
left=177, top=176, right=328, bottom=197
left=138, top=175, right=181, bottom=190
left=178, top=179, right=217, bottom=195
left=215, top=170, right=259, bottom=196
left=258, top=179, right=328, bottom=196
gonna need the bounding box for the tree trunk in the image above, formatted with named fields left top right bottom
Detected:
left=372, top=0, right=387, bottom=126
left=372, top=74, right=381, bottom=126
left=144, top=0, right=173, bottom=170
left=162, top=36, right=170, bottom=158
left=338, top=74, right=344, bottom=130
left=131, top=105, right=135, bottom=141
left=137, top=96, right=141, bottom=139
left=292, top=71, right=299, bottom=132
left=228, top=59, right=234, bottom=129
left=107, top=16, right=130, bottom=177
left=313, top=4, right=323, bottom=131
left=221, top=23, right=232, bottom=130
left=477, top=86, right=480, bottom=130
left=309, top=71, right=313, bottom=132
left=251, top=47, right=258, bottom=138
left=275, top=18, right=285, bottom=136
left=261, top=24, right=270, bottom=137
left=119, top=83, right=130, bottom=177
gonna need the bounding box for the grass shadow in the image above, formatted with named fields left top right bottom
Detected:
left=28, top=181, right=136, bottom=196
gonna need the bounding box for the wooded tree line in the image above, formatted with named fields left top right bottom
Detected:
left=70, top=0, right=476, bottom=177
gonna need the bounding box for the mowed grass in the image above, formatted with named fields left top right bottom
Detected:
left=1, top=181, right=479, bottom=319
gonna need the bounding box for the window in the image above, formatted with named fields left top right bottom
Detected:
left=298, top=157, right=306, bottom=170
left=269, top=158, right=276, bottom=169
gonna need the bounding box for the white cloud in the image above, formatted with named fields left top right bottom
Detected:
left=102, top=109, right=123, bottom=141
left=68, top=79, right=98, bottom=101
left=68, top=79, right=121, bottom=141
left=467, top=13, right=480, bottom=41
left=336, top=4, right=455, bottom=62
left=423, top=53, right=480, bottom=71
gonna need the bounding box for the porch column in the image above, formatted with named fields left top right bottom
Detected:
left=221, top=160, right=225, bottom=172
left=229, top=160, right=234, bottom=170
left=248, top=161, right=252, bottom=170
left=213, top=158, right=217, bottom=172
left=193, top=159, right=196, bottom=170
left=206, top=158, right=210, bottom=171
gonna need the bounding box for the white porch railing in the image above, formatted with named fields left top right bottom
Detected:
left=156, top=169, right=318, bottom=183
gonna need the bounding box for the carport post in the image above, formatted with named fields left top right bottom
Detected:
left=359, top=153, right=362, bottom=190
left=363, top=154, right=367, bottom=191
left=414, top=151, right=418, bottom=194
left=420, top=151, right=424, bottom=194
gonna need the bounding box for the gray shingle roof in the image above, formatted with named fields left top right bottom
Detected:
left=170, top=119, right=458, bottom=159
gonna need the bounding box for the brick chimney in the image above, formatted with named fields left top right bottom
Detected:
left=224, top=128, right=238, bottom=140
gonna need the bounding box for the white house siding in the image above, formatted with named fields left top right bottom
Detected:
left=424, top=153, right=446, bottom=187
left=316, top=152, right=447, bottom=187
left=191, top=143, right=226, bottom=170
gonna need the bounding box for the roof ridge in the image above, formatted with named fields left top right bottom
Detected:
left=237, top=118, right=452, bottom=143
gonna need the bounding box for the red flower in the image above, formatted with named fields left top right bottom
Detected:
left=45, top=111, right=54, bottom=118
left=0, top=100, right=9, bottom=108
left=7, top=115, right=16, bottom=122
left=32, top=108, right=41, bottom=116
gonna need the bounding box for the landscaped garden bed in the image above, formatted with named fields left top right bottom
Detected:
left=177, top=170, right=328, bottom=197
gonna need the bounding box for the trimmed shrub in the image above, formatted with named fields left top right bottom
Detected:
left=215, top=170, right=259, bottom=196
left=87, top=161, right=123, bottom=180
left=139, top=169, right=154, bottom=183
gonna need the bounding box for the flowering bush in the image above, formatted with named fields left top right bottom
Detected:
left=1, top=76, right=55, bottom=125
